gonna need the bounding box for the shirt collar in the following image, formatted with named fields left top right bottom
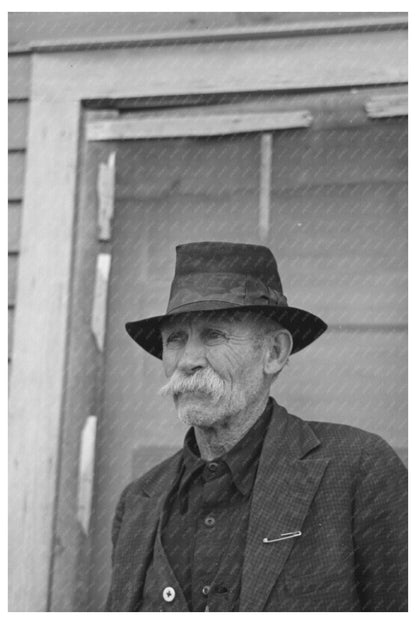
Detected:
left=181, top=397, right=273, bottom=496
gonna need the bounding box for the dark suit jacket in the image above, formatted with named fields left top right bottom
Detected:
left=106, top=400, right=407, bottom=612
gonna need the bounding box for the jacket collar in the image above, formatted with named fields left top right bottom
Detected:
left=240, top=398, right=329, bottom=611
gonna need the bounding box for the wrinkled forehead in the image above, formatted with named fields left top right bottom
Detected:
left=160, top=309, right=268, bottom=332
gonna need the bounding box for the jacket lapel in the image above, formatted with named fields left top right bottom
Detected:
left=109, top=453, right=183, bottom=611
left=240, top=402, right=329, bottom=612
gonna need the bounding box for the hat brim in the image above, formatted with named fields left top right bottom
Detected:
left=125, top=302, right=327, bottom=359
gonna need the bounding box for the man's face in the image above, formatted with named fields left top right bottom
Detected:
left=160, top=311, right=268, bottom=428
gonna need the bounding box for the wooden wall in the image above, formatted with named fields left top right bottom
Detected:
left=8, top=12, right=406, bottom=47
left=8, top=53, right=31, bottom=371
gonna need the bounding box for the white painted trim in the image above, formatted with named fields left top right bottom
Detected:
left=8, top=95, right=81, bottom=611
left=33, top=30, right=407, bottom=102
left=259, top=134, right=273, bottom=242
left=76, top=416, right=98, bottom=536
left=365, top=93, right=408, bottom=117
left=87, top=111, right=312, bottom=140
left=91, top=254, right=112, bottom=352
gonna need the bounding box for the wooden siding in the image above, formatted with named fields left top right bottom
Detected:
left=8, top=55, right=28, bottom=375
left=8, top=12, right=406, bottom=49
left=8, top=101, right=29, bottom=149
left=8, top=152, right=25, bottom=200
left=8, top=54, right=31, bottom=99
left=8, top=202, right=22, bottom=253
left=8, top=255, right=18, bottom=307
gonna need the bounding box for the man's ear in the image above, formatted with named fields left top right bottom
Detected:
left=263, top=329, right=293, bottom=376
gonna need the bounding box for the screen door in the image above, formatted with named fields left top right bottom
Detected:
left=82, top=102, right=407, bottom=610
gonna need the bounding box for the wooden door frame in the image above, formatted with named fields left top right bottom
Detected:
left=8, top=18, right=407, bottom=611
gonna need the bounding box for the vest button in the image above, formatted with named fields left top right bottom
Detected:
left=162, top=587, right=176, bottom=602
left=208, top=462, right=218, bottom=472
left=204, top=515, right=216, bottom=527
left=202, top=585, right=210, bottom=596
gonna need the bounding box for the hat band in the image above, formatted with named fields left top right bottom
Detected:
left=166, top=272, right=287, bottom=314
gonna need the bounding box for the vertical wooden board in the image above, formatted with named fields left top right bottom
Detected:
left=8, top=152, right=26, bottom=200
left=8, top=95, right=80, bottom=611
left=8, top=255, right=18, bottom=306
left=48, top=134, right=104, bottom=613
left=8, top=101, right=29, bottom=150
left=9, top=308, right=15, bottom=360
left=8, top=54, right=31, bottom=99
left=8, top=202, right=22, bottom=253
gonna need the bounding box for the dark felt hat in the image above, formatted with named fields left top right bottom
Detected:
left=126, top=241, right=327, bottom=358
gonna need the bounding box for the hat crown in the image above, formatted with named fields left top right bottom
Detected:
left=174, top=242, right=283, bottom=292
left=125, top=240, right=327, bottom=359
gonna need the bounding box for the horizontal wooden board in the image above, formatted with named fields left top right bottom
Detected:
left=87, top=111, right=312, bottom=140
left=366, top=93, right=408, bottom=118
left=8, top=54, right=31, bottom=99
left=8, top=101, right=29, bottom=149
left=8, top=152, right=25, bottom=200
left=8, top=255, right=18, bottom=306
left=8, top=202, right=22, bottom=252
left=32, top=30, right=407, bottom=101
left=8, top=12, right=407, bottom=50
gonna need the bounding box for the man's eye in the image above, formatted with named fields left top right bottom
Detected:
left=204, top=329, right=227, bottom=345
left=165, top=332, right=186, bottom=347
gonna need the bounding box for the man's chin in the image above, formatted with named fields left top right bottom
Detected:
left=174, top=395, right=222, bottom=428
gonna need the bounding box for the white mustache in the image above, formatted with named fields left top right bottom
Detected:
left=159, top=368, right=226, bottom=400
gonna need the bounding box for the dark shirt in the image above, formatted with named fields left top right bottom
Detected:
left=161, top=398, right=273, bottom=611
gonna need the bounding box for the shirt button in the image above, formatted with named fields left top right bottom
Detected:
left=202, top=585, right=210, bottom=596
left=204, top=515, right=216, bottom=527
left=162, top=587, right=176, bottom=602
left=208, top=462, right=218, bottom=472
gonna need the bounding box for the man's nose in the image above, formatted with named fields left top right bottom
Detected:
left=177, top=336, right=207, bottom=374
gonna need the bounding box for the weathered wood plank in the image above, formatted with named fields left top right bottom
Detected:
left=8, top=202, right=22, bottom=253
left=9, top=101, right=29, bottom=150
left=259, top=133, right=273, bottom=242
left=9, top=307, right=15, bottom=359
left=33, top=30, right=407, bottom=102
left=365, top=93, right=408, bottom=117
left=8, top=54, right=31, bottom=99
left=91, top=253, right=112, bottom=351
left=8, top=96, right=80, bottom=611
left=48, top=135, right=105, bottom=612
left=8, top=13, right=408, bottom=53
left=8, top=152, right=26, bottom=200
left=97, top=152, right=116, bottom=240
left=87, top=111, right=312, bottom=140
left=8, top=254, right=18, bottom=306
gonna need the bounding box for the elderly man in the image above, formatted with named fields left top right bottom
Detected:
left=106, top=242, right=407, bottom=612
